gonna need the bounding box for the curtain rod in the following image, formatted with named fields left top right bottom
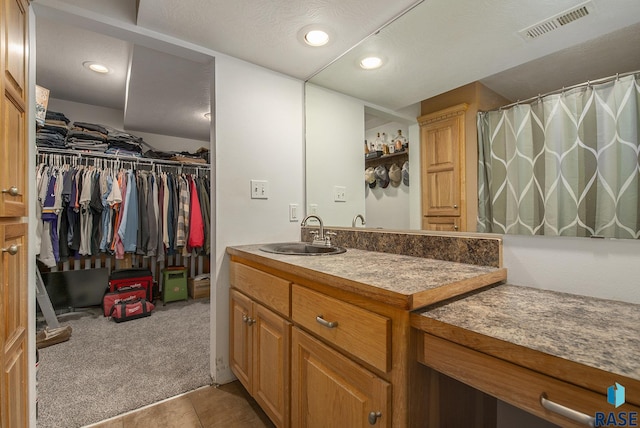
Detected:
left=36, top=147, right=210, bottom=169
left=485, top=69, right=640, bottom=113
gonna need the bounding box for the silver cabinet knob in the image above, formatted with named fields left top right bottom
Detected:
left=454, top=225, right=458, bottom=230
left=2, top=186, right=20, bottom=197
left=368, top=411, right=382, bottom=425
left=453, top=204, right=458, bottom=209
left=2, top=244, right=19, bottom=255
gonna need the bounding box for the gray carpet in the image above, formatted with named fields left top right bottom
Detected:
left=37, top=298, right=212, bottom=428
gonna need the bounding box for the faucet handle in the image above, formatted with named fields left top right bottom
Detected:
left=325, top=231, right=337, bottom=246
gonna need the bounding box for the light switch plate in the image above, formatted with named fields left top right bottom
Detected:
left=250, top=180, right=269, bottom=199
left=289, top=203, right=299, bottom=221
left=334, top=186, right=346, bottom=202
left=308, top=204, right=318, bottom=215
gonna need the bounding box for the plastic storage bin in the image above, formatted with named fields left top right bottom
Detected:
left=162, top=267, right=188, bottom=304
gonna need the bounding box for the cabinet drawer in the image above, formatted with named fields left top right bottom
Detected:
left=230, top=262, right=290, bottom=317
left=291, top=285, right=390, bottom=372
left=418, top=332, right=640, bottom=428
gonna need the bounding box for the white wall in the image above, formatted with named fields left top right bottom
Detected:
left=365, top=123, right=410, bottom=229
left=46, top=98, right=207, bottom=153
left=213, top=56, right=305, bottom=383
left=305, top=84, right=365, bottom=227
left=503, top=234, right=640, bottom=304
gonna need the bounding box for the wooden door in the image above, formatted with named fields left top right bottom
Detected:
left=253, top=303, right=290, bottom=428
left=0, top=223, right=28, bottom=428
left=291, top=327, right=390, bottom=428
left=229, top=289, right=253, bottom=392
left=422, top=216, right=460, bottom=232
left=418, top=104, right=467, bottom=232
left=421, top=115, right=461, bottom=217
left=0, top=0, right=29, bottom=426
left=0, top=0, right=28, bottom=218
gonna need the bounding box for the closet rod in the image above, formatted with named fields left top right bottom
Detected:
left=36, top=147, right=210, bottom=169
left=487, top=69, right=640, bottom=112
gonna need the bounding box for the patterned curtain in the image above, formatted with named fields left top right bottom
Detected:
left=477, top=74, right=640, bottom=238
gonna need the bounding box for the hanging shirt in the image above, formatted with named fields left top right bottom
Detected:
left=188, top=176, right=204, bottom=249
left=120, top=170, right=138, bottom=253
left=136, top=171, right=149, bottom=255
left=99, top=173, right=113, bottom=252
left=147, top=173, right=159, bottom=257
left=78, top=169, right=94, bottom=256
left=176, top=175, right=190, bottom=248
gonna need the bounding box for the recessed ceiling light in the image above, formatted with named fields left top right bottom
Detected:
left=304, top=30, right=329, bottom=47
left=360, top=56, right=383, bottom=70
left=83, top=61, right=110, bottom=74
left=298, top=25, right=332, bottom=47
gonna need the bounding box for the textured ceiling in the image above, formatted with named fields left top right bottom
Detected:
left=310, top=0, right=640, bottom=111
left=35, top=17, right=130, bottom=110
left=124, top=45, right=212, bottom=142
left=32, top=0, right=640, bottom=140
left=136, top=0, right=421, bottom=80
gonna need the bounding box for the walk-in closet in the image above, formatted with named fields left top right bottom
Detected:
left=33, top=7, right=214, bottom=426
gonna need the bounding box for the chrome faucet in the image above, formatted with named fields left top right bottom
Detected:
left=301, top=215, right=334, bottom=247
left=352, top=214, right=366, bottom=227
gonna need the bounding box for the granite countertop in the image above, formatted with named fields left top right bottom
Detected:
left=227, top=244, right=507, bottom=310
left=413, top=284, right=640, bottom=383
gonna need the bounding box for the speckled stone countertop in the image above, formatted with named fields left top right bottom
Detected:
left=227, top=244, right=507, bottom=310
left=413, top=284, right=640, bottom=384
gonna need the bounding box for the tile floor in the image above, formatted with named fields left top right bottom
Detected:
left=89, top=382, right=275, bottom=428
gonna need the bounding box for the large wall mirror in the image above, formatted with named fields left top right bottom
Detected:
left=305, top=0, right=640, bottom=238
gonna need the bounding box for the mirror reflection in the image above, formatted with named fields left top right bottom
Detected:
left=305, top=0, right=640, bottom=237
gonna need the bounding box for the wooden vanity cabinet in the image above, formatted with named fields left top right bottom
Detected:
left=291, top=327, right=391, bottom=427
left=230, top=259, right=421, bottom=427
left=229, top=265, right=292, bottom=428
left=415, top=331, right=640, bottom=427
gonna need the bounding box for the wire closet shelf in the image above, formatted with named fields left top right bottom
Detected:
left=36, top=147, right=211, bottom=175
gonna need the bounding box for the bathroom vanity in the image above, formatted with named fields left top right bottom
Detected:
left=227, top=241, right=506, bottom=427
left=227, top=232, right=639, bottom=427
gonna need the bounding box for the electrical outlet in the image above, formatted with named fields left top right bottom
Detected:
left=289, top=203, right=299, bottom=221
left=250, top=180, right=268, bottom=199
left=334, top=186, right=346, bottom=202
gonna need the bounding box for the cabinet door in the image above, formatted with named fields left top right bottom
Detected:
left=291, top=328, right=390, bottom=428
left=230, top=289, right=253, bottom=392
left=422, top=216, right=460, bottom=232
left=0, top=222, right=28, bottom=428
left=0, top=0, right=28, bottom=217
left=253, top=303, right=291, bottom=428
left=421, top=115, right=461, bottom=218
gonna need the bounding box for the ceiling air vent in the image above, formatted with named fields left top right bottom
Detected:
left=519, top=1, right=594, bottom=40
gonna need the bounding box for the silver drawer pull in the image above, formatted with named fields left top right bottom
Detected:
left=540, top=394, right=594, bottom=427
left=2, top=186, right=21, bottom=197
left=1, top=244, right=19, bottom=256
left=316, top=315, right=338, bottom=329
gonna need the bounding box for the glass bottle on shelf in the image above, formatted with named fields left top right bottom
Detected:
left=374, top=133, right=384, bottom=152
left=393, top=130, right=407, bottom=152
